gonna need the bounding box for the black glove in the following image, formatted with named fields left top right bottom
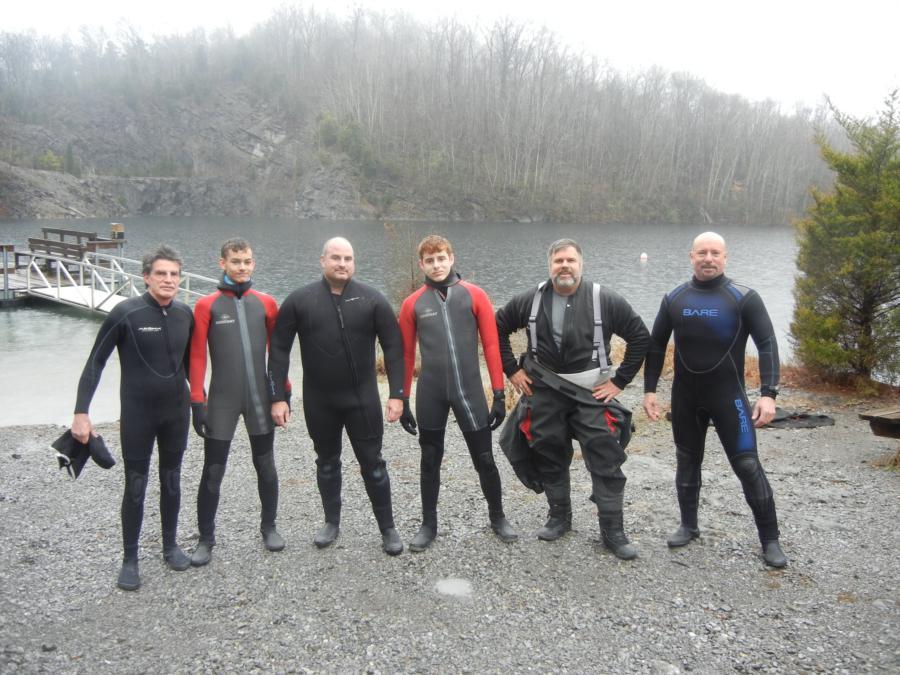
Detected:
left=512, top=460, right=544, bottom=494
left=399, top=398, right=417, bottom=436
left=487, top=390, right=506, bottom=430
left=191, top=403, right=209, bottom=438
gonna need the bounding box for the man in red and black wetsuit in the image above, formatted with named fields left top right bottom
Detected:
left=189, top=238, right=288, bottom=566
left=398, top=235, right=517, bottom=552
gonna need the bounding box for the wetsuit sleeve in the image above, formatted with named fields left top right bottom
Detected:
left=643, top=296, right=673, bottom=393
left=374, top=293, right=405, bottom=399
left=189, top=295, right=213, bottom=403
left=267, top=292, right=300, bottom=402
left=398, top=295, right=418, bottom=397
left=743, top=291, right=780, bottom=395
left=74, top=310, right=124, bottom=414
left=469, top=284, right=505, bottom=390
left=495, top=289, right=533, bottom=377
left=605, top=291, right=650, bottom=389
left=263, top=293, right=292, bottom=395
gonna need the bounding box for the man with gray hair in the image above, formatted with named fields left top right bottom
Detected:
left=71, top=245, right=194, bottom=590
left=496, top=238, right=650, bottom=559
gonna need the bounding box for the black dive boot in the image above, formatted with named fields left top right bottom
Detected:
left=536, top=476, right=572, bottom=541
left=762, top=540, right=787, bottom=568
left=599, top=512, right=638, bottom=560
left=191, top=536, right=215, bottom=566
left=667, top=524, right=700, bottom=548
left=490, top=514, right=519, bottom=543
left=314, top=459, right=342, bottom=548
left=261, top=524, right=285, bottom=552
left=117, top=557, right=140, bottom=591
left=411, top=430, right=443, bottom=552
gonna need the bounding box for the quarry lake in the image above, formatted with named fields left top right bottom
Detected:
left=0, top=217, right=797, bottom=426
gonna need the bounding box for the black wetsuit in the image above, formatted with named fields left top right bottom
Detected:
left=495, top=279, right=650, bottom=525
left=268, top=277, right=404, bottom=531
left=190, top=277, right=282, bottom=541
left=643, top=274, right=780, bottom=543
left=75, top=292, right=193, bottom=560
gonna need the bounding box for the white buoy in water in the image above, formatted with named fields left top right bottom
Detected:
left=639, top=252, right=648, bottom=262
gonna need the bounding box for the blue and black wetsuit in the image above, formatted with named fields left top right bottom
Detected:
left=267, top=277, right=404, bottom=532
left=643, top=274, right=781, bottom=544
left=75, top=292, right=193, bottom=560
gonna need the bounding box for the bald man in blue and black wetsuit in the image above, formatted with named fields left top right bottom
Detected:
left=642, top=232, right=787, bottom=568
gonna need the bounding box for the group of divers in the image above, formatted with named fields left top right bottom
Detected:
left=69, top=231, right=787, bottom=592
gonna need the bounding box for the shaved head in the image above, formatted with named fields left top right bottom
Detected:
left=691, top=231, right=727, bottom=252
left=322, top=236, right=353, bottom=256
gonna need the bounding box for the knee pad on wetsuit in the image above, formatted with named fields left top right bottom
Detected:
left=317, top=460, right=342, bottom=478
left=204, top=463, right=227, bottom=495
left=253, top=451, right=278, bottom=483
left=125, top=469, right=149, bottom=505
left=363, top=462, right=388, bottom=484
left=159, top=467, right=182, bottom=497
left=730, top=453, right=763, bottom=480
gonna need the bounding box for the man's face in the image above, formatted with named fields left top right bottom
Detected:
left=144, top=259, right=181, bottom=304
left=419, top=249, right=454, bottom=283
left=549, top=246, right=583, bottom=292
left=219, top=247, right=255, bottom=283
left=690, top=237, right=727, bottom=280
left=321, top=240, right=355, bottom=287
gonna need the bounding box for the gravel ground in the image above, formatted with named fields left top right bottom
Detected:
left=1, top=382, right=898, bottom=674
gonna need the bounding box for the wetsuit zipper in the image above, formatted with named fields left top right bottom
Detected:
left=333, top=287, right=371, bottom=432
left=437, top=287, right=477, bottom=429
left=234, top=296, right=267, bottom=430
left=159, top=305, right=184, bottom=406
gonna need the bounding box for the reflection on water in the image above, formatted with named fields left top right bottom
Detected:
left=0, top=217, right=797, bottom=426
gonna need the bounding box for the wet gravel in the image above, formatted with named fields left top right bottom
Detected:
left=1, top=384, right=898, bottom=673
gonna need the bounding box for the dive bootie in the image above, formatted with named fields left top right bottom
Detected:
left=261, top=525, right=285, bottom=552
left=667, top=525, right=700, bottom=548
left=313, top=522, right=340, bottom=549
left=117, top=558, right=140, bottom=591
left=536, top=514, right=572, bottom=541
left=381, top=527, right=404, bottom=556
left=409, top=524, right=437, bottom=552
left=490, top=516, right=519, bottom=543
left=762, top=540, right=787, bottom=568
left=190, top=538, right=214, bottom=567
left=163, top=545, right=191, bottom=571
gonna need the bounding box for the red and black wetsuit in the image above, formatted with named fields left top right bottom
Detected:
left=643, top=274, right=781, bottom=544
left=75, top=292, right=193, bottom=560
left=267, top=277, right=404, bottom=532
left=399, top=270, right=508, bottom=528
left=190, top=277, right=285, bottom=541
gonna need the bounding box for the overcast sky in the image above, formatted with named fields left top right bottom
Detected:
left=4, top=0, right=898, bottom=118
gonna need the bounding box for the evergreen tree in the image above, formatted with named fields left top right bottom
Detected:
left=791, top=93, right=900, bottom=384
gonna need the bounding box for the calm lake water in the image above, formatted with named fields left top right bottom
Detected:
left=0, top=217, right=797, bottom=426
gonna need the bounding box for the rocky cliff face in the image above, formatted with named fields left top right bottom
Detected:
left=0, top=85, right=418, bottom=221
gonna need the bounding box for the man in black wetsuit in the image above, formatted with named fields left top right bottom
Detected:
left=642, top=231, right=787, bottom=568
left=268, top=237, right=405, bottom=555
left=72, top=245, right=194, bottom=591
left=188, top=238, right=287, bottom=566
left=495, top=238, right=650, bottom=559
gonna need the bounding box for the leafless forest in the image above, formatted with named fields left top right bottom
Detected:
left=0, top=7, right=840, bottom=223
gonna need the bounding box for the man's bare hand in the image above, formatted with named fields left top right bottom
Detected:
left=71, top=413, right=93, bottom=444
left=593, top=380, right=622, bottom=402
left=752, top=396, right=776, bottom=428
left=271, top=401, right=291, bottom=427
left=509, top=369, right=533, bottom=397
left=385, top=398, right=403, bottom=422
left=642, top=393, right=661, bottom=421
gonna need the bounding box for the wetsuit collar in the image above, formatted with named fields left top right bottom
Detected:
left=691, top=274, right=729, bottom=290
left=424, top=268, right=461, bottom=292
left=321, top=275, right=352, bottom=296
left=142, top=291, right=175, bottom=310
left=218, top=274, right=252, bottom=298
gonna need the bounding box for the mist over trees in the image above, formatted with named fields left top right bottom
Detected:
left=0, top=7, right=838, bottom=223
